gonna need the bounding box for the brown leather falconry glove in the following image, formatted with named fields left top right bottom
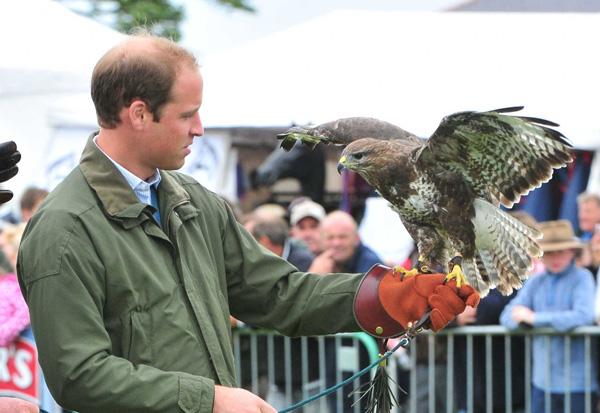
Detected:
left=354, top=264, right=480, bottom=338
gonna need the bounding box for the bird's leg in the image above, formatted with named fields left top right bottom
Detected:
left=415, top=257, right=433, bottom=274
left=393, top=256, right=432, bottom=279
left=392, top=263, right=418, bottom=279
left=445, top=254, right=468, bottom=288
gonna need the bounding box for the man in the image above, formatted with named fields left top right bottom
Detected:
left=288, top=197, right=325, bottom=255
left=310, top=210, right=381, bottom=273
left=17, top=34, right=475, bottom=413
left=248, top=216, right=314, bottom=272
left=576, top=192, right=600, bottom=270
left=19, top=187, right=49, bottom=223
left=577, top=192, right=600, bottom=241
left=500, top=220, right=597, bottom=412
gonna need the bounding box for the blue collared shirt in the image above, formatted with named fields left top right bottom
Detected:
left=93, top=136, right=161, bottom=205
left=500, top=262, right=597, bottom=392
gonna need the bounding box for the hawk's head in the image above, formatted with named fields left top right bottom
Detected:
left=337, top=138, right=387, bottom=175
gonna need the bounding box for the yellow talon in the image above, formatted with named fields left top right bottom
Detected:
left=393, top=265, right=419, bottom=278
left=445, top=264, right=468, bottom=288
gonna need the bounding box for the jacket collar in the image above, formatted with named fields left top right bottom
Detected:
left=79, top=133, right=190, bottom=220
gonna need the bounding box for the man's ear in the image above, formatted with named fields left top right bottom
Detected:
left=128, top=99, right=150, bottom=130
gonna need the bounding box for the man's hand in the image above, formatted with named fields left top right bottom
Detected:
left=0, top=141, right=21, bottom=205
left=511, top=305, right=535, bottom=326
left=456, top=306, right=477, bottom=326
left=426, top=278, right=480, bottom=331
left=308, top=249, right=336, bottom=273
left=0, top=397, right=39, bottom=413
left=355, top=265, right=480, bottom=336
left=213, top=385, right=276, bottom=413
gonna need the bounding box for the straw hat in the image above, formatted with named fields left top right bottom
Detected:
left=537, top=220, right=584, bottom=252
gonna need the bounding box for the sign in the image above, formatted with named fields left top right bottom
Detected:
left=0, top=336, right=40, bottom=403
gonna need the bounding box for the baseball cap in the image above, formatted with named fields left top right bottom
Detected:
left=289, top=199, right=326, bottom=226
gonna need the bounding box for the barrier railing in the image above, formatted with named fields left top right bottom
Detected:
left=232, top=328, right=380, bottom=413
left=389, top=325, right=600, bottom=413
left=233, top=326, right=600, bottom=413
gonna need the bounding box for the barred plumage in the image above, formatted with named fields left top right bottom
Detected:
left=277, top=107, right=572, bottom=295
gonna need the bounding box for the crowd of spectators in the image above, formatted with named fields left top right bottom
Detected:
left=237, top=191, right=600, bottom=413
left=2, top=184, right=600, bottom=412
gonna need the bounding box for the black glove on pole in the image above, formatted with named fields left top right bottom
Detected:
left=0, top=141, right=21, bottom=205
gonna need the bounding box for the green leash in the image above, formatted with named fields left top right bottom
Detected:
left=279, top=312, right=430, bottom=413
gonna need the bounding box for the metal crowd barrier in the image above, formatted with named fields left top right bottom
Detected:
left=233, top=326, right=600, bottom=413
left=388, top=325, right=600, bottom=413
left=232, top=328, right=379, bottom=413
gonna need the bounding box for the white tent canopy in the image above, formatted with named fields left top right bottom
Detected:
left=201, top=11, right=600, bottom=150
left=0, top=0, right=124, bottom=199
left=0, top=0, right=124, bottom=96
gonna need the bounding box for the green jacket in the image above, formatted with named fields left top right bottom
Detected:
left=17, top=137, right=362, bottom=413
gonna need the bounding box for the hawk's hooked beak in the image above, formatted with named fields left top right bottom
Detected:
left=337, top=155, right=347, bottom=174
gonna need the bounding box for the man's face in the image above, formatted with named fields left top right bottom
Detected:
left=578, top=200, right=600, bottom=233
left=290, top=217, right=322, bottom=254
left=143, top=65, right=204, bottom=172
left=542, top=249, right=576, bottom=273
left=321, top=220, right=359, bottom=264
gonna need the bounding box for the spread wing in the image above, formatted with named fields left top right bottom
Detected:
left=415, top=106, right=573, bottom=208
left=277, top=117, right=420, bottom=151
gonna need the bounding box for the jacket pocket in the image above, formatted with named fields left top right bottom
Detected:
left=121, top=310, right=153, bottom=365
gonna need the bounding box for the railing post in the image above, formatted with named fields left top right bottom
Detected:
left=231, top=325, right=600, bottom=413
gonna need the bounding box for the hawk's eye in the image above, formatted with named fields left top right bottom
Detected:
left=354, top=153, right=364, bottom=160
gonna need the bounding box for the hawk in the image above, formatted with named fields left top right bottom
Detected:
left=277, top=107, right=572, bottom=296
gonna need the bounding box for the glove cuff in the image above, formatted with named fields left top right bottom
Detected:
left=353, top=264, right=405, bottom=338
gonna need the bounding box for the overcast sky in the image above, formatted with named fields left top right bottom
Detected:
left=178, top=0, right=464, bottom=59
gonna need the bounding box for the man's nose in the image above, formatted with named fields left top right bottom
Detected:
left=329, top=239, right=342, bottom=247
left=191, top=113, right=204, bottom=137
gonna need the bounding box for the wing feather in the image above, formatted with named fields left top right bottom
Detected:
left=415, top=107, right=573, bottom=208
left=277, top=117, right=419, bottom=151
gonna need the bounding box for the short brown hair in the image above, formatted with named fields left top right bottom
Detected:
left=20, top=186, right=49, bottom=212
left=91, top=33, right=198, bottom=128
left=251, top=218, right=289, bottom=248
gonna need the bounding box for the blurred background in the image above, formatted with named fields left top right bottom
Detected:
left=0, top=0, right=598, bottom=229
left=1, top=3, right=600, bottom=412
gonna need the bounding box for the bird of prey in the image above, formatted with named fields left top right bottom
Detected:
left=277, top=107, right=572, bottom=296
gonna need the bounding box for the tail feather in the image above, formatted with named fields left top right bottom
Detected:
left=491, top=250, right=525, bottom=294
left=477, top=251, right=500, bottom=287
left=462, top=257, right=490, bottom=297
left=470, top=198, right=540, bottom=295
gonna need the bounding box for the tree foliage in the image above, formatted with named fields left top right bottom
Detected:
left=62, top=0, right=255, bottom=41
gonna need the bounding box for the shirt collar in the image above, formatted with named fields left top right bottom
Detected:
left=80, top=133, right=191, bottom=219
left=546, top=260, right=576, bottom=277
left=93, top=135, right=161, bottom=205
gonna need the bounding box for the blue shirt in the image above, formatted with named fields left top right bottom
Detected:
left=500, top=262, right=597, bottom=392
left=343, top=241, right=383, bottom=273
left=93, top=136, right=161, bottom=205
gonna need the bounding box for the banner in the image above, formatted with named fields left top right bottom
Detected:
left=0, top=335, right=40, bottom=403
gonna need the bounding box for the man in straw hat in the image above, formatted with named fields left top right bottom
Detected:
left=500, top=219, right=597, bottom=412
